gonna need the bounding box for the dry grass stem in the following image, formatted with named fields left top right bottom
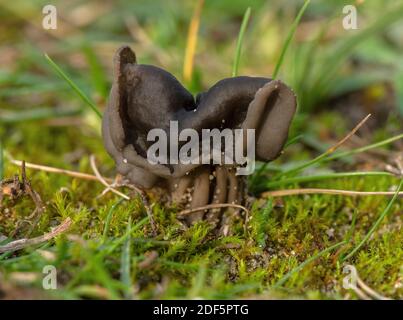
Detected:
left=11, top=159, right=110, bottom=183
left=0, top=218, right=72, bottom=254
left=262, top=188, right=403, bottom=198
left=178, top=203, right=249, bottom=217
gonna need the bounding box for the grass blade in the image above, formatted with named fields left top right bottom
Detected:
left=121, top=216, right=133, bottom=299
left=342, top=179, right=403, bottom=262
left=44, top=54, right=102, bottom=119
left=338, top=209, right=358, bottom=262
left=189, top=263, right=207, bottom=298
left=256, top=199, right=273, bottom=248
left=284, top=134, right=304, bottom=148
left=102, top=217, right=149, bottom=256
left=277, top=114, right=371, bottom=177
left=102, top=199, right=125, bottom=243
left=250, top=134, right=303, bottom=187
left=325, top=133, right=403, bottom=162
left=273, top=240, right=345, bottom=288
left=266, top=171, right=394, bottom=189
left=183, top=0, right=204, bottom=84
left=272, top=0, right=310, bottom=79
left=278, top=132, right=403, bottom=179
left=232, top=7, right=251, bottom=77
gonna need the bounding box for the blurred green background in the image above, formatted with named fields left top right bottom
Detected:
left=1, top=0, right=403, bottom=115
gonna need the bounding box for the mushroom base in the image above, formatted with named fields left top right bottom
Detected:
left=140, top=165, right=246, bottom=231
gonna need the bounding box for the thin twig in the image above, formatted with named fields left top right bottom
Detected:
left=279, top=114, right=371, bottom=177
left=178, top=203, right=249, bottom=217
left=326, top=114, right=372, bottom=154
left=11, top=159, right=110, bottom=183
left=9, top=161, right=46, bottom=238
left=350, top=285, right=371, bottom=300
left=89, top=155, right=129, bottom=200
left=262, top=188, right=403, bottom=198
left=344, top=264, right=392, bottom=300
left=357, top=277, right=391, bottom=300
left=21, top=160, right=44, bottom=214
left=386, top=155, right=403, bottom=178
left=325, top=133, right=403, bottom=163
left=98, top=174, right=124, bottom=198
left=0, top=218, right=72, bottom=253
left=11, top=157, right=155, bottom=233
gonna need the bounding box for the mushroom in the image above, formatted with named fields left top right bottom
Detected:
left=102, top=46, right=296, bottom=226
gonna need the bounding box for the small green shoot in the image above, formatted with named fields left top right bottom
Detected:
left=121, top=216, right=133, bottom=299
left=44, top=54, right=102, bottom=119
left=232, top=7, right=251, bottom=77
left=273, top=241, right=345, bottom=289
left=272, top=0, right=310, bottom=79
left=265, top=171, right=394, bottom=189
left=103, top=199, right=125, bottom=243
left=342, top=179, right=403, bottom=262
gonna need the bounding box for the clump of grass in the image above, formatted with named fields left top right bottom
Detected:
left=293, top=1, right=403, bottom=111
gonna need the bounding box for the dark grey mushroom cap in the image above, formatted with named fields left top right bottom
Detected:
left=102, top=46, right=296, bottom=188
